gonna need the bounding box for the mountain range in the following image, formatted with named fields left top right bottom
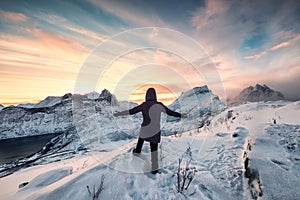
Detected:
left=0, top=84, right=287, bottom=140
left=0, top=86, right=226, bottom=141
left=1, top=85, right=299, bottom=199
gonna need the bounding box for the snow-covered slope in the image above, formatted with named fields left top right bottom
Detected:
left=0, top=104, right=4, bottom=111
left=17, top=103, right=35, bottom=108
left=231, top=84, right=284, bottom=104
left=1, top=100, right=299, bottom=200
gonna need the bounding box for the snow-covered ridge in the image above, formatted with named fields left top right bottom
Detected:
left=0, top=104, right=3, bottom=111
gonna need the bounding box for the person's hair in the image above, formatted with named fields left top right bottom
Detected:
left=145, top=88, right=157, bottom=101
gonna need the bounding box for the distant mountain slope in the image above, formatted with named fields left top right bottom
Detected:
left=0, top=90, right=118, bottom=140
left=231, top=84, right=284, bottom=103
left=0, top=104, right=3, bottom=111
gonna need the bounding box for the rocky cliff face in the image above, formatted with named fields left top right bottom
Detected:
left=231, top=84, right=284, bottom=103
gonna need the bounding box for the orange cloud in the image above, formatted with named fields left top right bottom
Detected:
left=0, top=10, right=28, bottom=22
left=244, top=51, right=267, bottom=60
left=0, top=28, right=89, bottom=63
left=270, top=42, right=290, bottom=51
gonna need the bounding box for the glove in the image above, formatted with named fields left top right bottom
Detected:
left=181, top=113, right=188, bottom=118
left=113, top=112, right=121, bottom=117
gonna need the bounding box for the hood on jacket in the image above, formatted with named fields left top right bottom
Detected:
left=145, top=88, right=157, bottom=101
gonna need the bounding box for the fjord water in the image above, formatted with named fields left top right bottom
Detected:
left=0, top=134, right=58, bottom=164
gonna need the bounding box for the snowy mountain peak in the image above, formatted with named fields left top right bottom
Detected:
left=179, top=85, right=210, bottom=99
left=86, top=91, right=100, bottom=100
left=98, top=89, right=118, bottom=105
left=100, top=89, right=111, bottom=97
left=166, top=85, right=226, bottom=128
left=232, top=84, right=284, bottom=103
left=62, top=93, right=72, bottom=99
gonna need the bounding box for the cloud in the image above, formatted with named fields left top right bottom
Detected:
left=87, top=0, right=168, bottom=27
left=0, top=28, right=89, bottom=62
left=244, top=34, right=300, bottom=59
left=270, top=42, right=290, bottom=51
left=65, top=25, right=106, bottom=42
left=244, top=51, right=267, bottom=60
left=29, top=12, right=109, bottom=47
left=191, top=0, right=229, bottom=31
left=0, top=10, right=28, bottom=22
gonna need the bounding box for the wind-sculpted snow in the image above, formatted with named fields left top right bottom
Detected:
left=248, top=124, right=300, bottom=199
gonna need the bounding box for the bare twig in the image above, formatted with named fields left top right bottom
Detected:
left=185, top=170, right=196, bottom=190
left=177, top=158, right=182, bottom=192
left=87, top=175, right=105, bottom=200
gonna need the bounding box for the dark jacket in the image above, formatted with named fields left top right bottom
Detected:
left=117, top=88, right=182, bottom=143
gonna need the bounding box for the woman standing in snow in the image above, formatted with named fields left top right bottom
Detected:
left=114, top=88, right=186, bottom=174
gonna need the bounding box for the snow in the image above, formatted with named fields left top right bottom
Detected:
left=0, top=104, right=3, bottom=111
left=86, top=91, right=100, bottom=100
left=0, top=95, right=299, bottom=199
left=17, top=103, right=35, bottom=108
left=34, top=96, right=62, bottom=108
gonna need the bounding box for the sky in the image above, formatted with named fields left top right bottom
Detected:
left=0, top=0, right=300, bottom=106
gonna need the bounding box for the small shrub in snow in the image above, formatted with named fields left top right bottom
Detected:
left=175, top=146, right=196, bottom=194
left=176, top=158, right=196, bottom=193
left=87, top=175, right=105, bottom=200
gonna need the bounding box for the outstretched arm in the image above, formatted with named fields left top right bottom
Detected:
left=114, top=104, right=142, bottom=117
left=161, top=103, right=187, bottom=118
